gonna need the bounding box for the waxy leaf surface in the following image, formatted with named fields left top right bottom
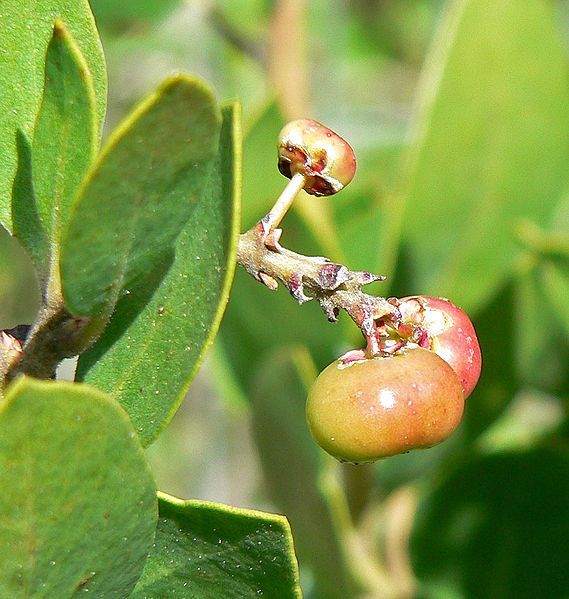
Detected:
left=31, top=21, right=97, bottom=256
left=0, top=1, right=106, bottom=233
left=0, top=378, right=157, bottom=598
left=61, top=75, right=221, bottom=316
left=77, top=104, right=240, bottom=446
left=131, top=493, right=302, bottom=598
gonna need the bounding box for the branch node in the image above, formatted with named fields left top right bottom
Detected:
left=319, top=263, right=349, bottom=290
left=288, top=272, right=312, bottom=304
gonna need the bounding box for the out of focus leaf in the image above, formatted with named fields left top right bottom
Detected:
left=132, top=493, right=302, bottom=598
left=411, top=447, right=569, bottom=599
left=219, top=260, right=343, bottom=402
left=460, top=284, right=517, bottom=440
left=373, top=433, right=462, bottom=496
left=0, top=377, right=156, bottom=598
left=77, top=103, right=240, bottom=447
left=0, top=0, right=106, bottom=232
left=60, top=75, right=221, bottom=316
left=397, top=0, right=569, bottom=313
left=90, top=0, right=182, bottom=33
left=477, top=389, right=564, bottom=454
left=214, top=0, right=274, bottom=39
left=334, top=142, right=407, bottom=310
left=540, top=260, right=569, bottom=339
left=250, top=346, right=354, bottom=599
left=241, top=102, right=285, bottom=230
left=514, top=260, right=569, bottom=392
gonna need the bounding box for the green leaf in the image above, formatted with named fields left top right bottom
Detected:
left=411, top=447, right=569, bottom=599
left=540, top=260, right=569, bottom=338
left=333, top=142, right=404, bottom=282
left=250, top=347, right=354, bottom=599
left=11, top=131, right=50, bottom=277
left=131, top=493, right=302, bottom=598
left=396, top=0, right=569, bottom=312
left=241, top=101, right=285, bottom=230
left=460, top=283, right=518, bottom=440
left=76, top=103, right=240, bottom=447
left=0, top=377, right=157, bottom=598
left=60, top=75, right=221, bottom=317
left=0, top=1, right=106, bottom=233
left=477, top=389, right=564, bottom=454
left=90, top=0, right=182, bottom=31
left=513, top=260, right=569, bottom=392
left=32, top=20, right=97, bottom=254
left=218, top=263, right=341, bottom=400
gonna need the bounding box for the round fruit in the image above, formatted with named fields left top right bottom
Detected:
left=277, top=119, right=356, bottom=196
left=306, top=347, right=465, bottom=463
left=398, top=296, right=481, bottom=398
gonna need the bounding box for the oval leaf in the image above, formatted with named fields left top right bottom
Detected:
left=0, top=0, right=106, bottom=233
left=60, top=75, right=221, bottom=316
left=32, top=20, right=97, bottom=253
left=0, top=377, right=157, bottom=598
left=131, top=493, right=302, bottom=598
left=76, top=103, right=240, bottom=446
left=396, top=0, right=569, bottom=312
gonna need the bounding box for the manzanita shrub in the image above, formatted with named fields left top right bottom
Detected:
left=3, top=1, right=569, bottom=598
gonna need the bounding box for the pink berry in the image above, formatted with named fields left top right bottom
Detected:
left=277, top=119, right=356, bottom=196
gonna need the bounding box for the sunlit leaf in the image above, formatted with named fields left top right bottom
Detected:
left=132, top=493, right=302, bottom=598
left=31, top=21, right=97, bottom=263
left=0, top=377, right=157, bottom=597
left=77, top=103, right=240, bottom=446
left=60, top=75, right=221, bottom=316
left=0, top=1, right=106, bottom=232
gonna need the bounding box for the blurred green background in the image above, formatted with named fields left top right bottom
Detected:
left=4, top=1, right=569, bottom=597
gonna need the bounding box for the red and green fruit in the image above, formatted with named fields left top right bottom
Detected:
left=398, top=296, right=482, bottom=398
left=277, top=118, right=357, bottom=196
left=306, top=347, right=465, bottom=463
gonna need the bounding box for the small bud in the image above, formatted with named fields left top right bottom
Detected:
left=277, top=119, right=356, bottom=196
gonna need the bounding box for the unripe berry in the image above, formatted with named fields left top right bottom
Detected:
left=277, top=119, right=356, bottom=196
left=306, top=348, right=464, bottom=463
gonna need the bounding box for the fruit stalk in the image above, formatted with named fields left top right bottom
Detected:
left=262, top=172, right=307, bottom=231
left=237, top=117, right=403, bottom=351
left=236, top=222, right=401, bottom=349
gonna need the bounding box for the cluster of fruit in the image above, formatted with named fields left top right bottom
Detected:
left=250, top=119, right=482, bottom=464
left=306, top=295, right=481, bottom=463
